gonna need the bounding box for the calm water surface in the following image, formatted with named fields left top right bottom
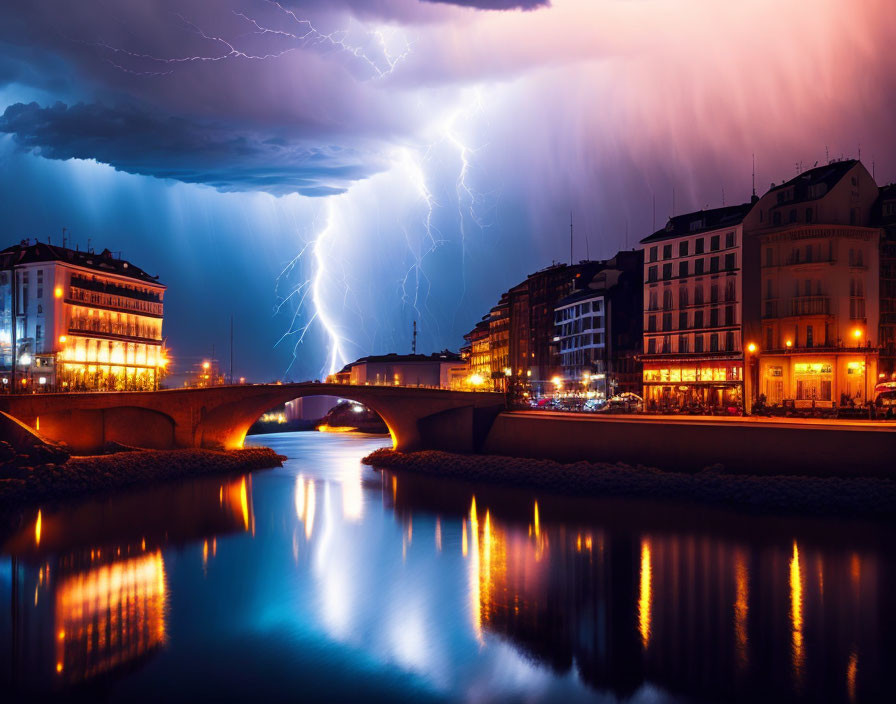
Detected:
left=1, top=432, right=893, bottom=702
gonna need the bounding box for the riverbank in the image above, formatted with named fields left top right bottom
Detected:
left=362, top=448, right=896, bottom=517
left=0, top=446, right=284, bottom=510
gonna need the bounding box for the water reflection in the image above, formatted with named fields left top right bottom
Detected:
left=387, top=468, right=891, bottom=702
left=0, top=432, right=891, bottom=703
left=1, top=475, right=253, bottom=696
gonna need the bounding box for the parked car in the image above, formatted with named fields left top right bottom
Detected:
left=583, top=398, right=606, bottom=412
left=597, top=392, right=643, bottom=413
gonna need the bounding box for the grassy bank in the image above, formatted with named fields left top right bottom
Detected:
left=362, top=448, right=896, bottom=518
left=0, top=447, right=284, bottom=510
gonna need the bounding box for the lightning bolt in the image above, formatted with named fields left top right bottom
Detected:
left=85, top=2, right=412, bottom=81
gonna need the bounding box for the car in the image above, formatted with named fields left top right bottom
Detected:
left=583, top=398, right=606, bottom=412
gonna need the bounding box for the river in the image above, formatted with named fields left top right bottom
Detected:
left=1, top=431, right=892, bottom=702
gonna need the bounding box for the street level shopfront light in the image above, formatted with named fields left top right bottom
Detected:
left=58, top=335, right=67, bottom=344
left=469, top=374, right=485, bottom=387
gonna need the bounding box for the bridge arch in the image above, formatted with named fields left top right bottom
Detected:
left=0, top=383, right=506, bottom=454
left=196, top=390, right=402, bottom=450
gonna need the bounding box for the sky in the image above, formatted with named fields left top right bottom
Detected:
left=1, top=0, right=894, bottom=382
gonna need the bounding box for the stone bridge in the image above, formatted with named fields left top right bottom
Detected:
left=0, top=384, right=507, bottom=455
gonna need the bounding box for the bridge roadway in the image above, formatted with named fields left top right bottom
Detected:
left=0, top=383, right=507, bottom=455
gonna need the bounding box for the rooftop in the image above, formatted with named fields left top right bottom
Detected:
left=339, top=350, right=462, bottom=372
left=764, top=159, right=859, bottom=202
left=640, top=202, right=755, bottom=244
left=0, top=240, right=163, bottom=286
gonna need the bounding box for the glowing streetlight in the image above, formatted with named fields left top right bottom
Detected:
left=503, top=367, right=512, bottom=377
left=469, top=373, right=485, bottom=387
left=785, top=339, right=793, bottom=348
left=54, top=286, right=63, bottom=298
left=746, top=342, right=757, bottom=353
left=551, top=375, right=563, bottom=388
left=58, top=335, right=67, bottom=344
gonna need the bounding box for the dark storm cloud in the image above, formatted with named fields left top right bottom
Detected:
left=0, top=101, right=387, bottom=196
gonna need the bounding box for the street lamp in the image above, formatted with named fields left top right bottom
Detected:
left=853, top=327, right=863, bottom=347
left=745, top=342, right=758, bottom=413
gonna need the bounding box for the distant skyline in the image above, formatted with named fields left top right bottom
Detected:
left=1, top=0, right=894, bottom=382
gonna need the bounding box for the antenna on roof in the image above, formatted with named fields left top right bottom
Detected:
left=858, top=143, right=861, bottom=161
left=569, top=211, right=574, bottom=265
left=752, top=154, right=756, bottom=197
left=652, top=193, right=656, bottom=231
left=585, top=226, right=591, bottom=261
left=721, top=186, right=725, bottom=206
left=412, top=320, right=417, bottom=355
left=62, top=227, right=67, bottom=248
left=825, top=145, right=830, bottom=163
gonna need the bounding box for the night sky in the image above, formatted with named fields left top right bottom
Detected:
left=1, top=0, right=894, bottom=382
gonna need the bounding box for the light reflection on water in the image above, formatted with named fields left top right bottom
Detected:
left=0, top=431, right=892, bottom=702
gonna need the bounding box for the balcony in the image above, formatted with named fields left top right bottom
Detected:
left=790, top=296, right=830, bottom=316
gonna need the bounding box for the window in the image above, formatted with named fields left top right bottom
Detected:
left=725, top=231, right=735, bottom=248
left=694, top=335, right=704, bottom=353
left=773, top=211, right=781, bottom=225
left=710, top=257, right=720, bottom=273
left=648, top=290, right=658, bottom=310
left=678, top=287, right=689, bottom=307
left=695, top=259, right=705, bottom=275
left=695, top=238, right=704, bottom=254
left=725, top=331, right=734, bottom=351
left=710, top=235, right=720, bottom=251
left=647, top=338, right=656, bottom=354
left=663, top=244, right=673, bottom=260
left=694, top=310, right=704, bottom=328
left=766, top=327, right=774, bottom=350
left=725, top=305, right=735, bottom=326
left=789, top=209, right=797, bottom=223
left=679, top=335, right=689, bottom=353
left=37, top=304, right=42, bottom=314
left=648, top=266, right=658, bottom=282
left=690, top=219, right=704, bottom=232
left=694, top=285, right=704, bottom=305
left=662, top=336, right=671, bottom=353
left=679, top=261, right=689, bottom=277
left=710, top=308, right=719, bottom=327
left=679, top=241, right=689, bottom=257
left=725, top=278, right=736, bottom=302
left=710, top=283, right=719, bottom=303
left=806, top=325, right=813, bottom=347
left=678, top=311, right=688, bottom=329
left=35, top=324, right=42, bottom=340
left=805, top=208, right=813, bottom=223
left=663, top=289, right=674, bottom=310
left=662, top=312, right=672, bottom=330
left=648, top=315, right=657, bottom=332
left=765, top=247, right=773, bottom=266
left=725, top=253, right=736, bottom=270
left=662, top=263, right=672, bottom=280
left=709, top=333, right=719, bottom=352
left=649, top=246, right=658, bottom=262
left=36, top=287, right=43, bottom=299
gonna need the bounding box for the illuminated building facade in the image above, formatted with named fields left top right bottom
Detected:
left=487, top=297, right=509, bottom=392
left=0, top=241, right=166, bottom=391
left=639, top=203, right=758, bottom=412
left=755, top=161, right=880, bottom=408
left=462, top=317, right=492, bottom=388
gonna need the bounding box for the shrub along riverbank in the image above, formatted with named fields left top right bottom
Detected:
left=362, top=448, right=896, bottom=518
left=0, top=447, right=284, bottom=510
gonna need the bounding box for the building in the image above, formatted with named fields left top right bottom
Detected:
left=465, top=317, right=492, bottom=386
left=755, top=160, right=880, bottom=409
left=488, top=297, right=510, bottom=392
left=0, top=241, right=166, bottom=392
left=873, top=184, right=896, bottom=380
left=329, top=351, right=466, bottom=389
left=553, top=250, right=643, bottom=399
left=639, top=203, right=758, bottom=412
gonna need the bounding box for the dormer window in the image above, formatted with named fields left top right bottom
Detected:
left=689, top=219, right=704, bottom=232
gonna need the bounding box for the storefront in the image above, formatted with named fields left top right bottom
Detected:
left=759, top=352, right=877, bottom=409
left=642, top=360, right=743, bottom=412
